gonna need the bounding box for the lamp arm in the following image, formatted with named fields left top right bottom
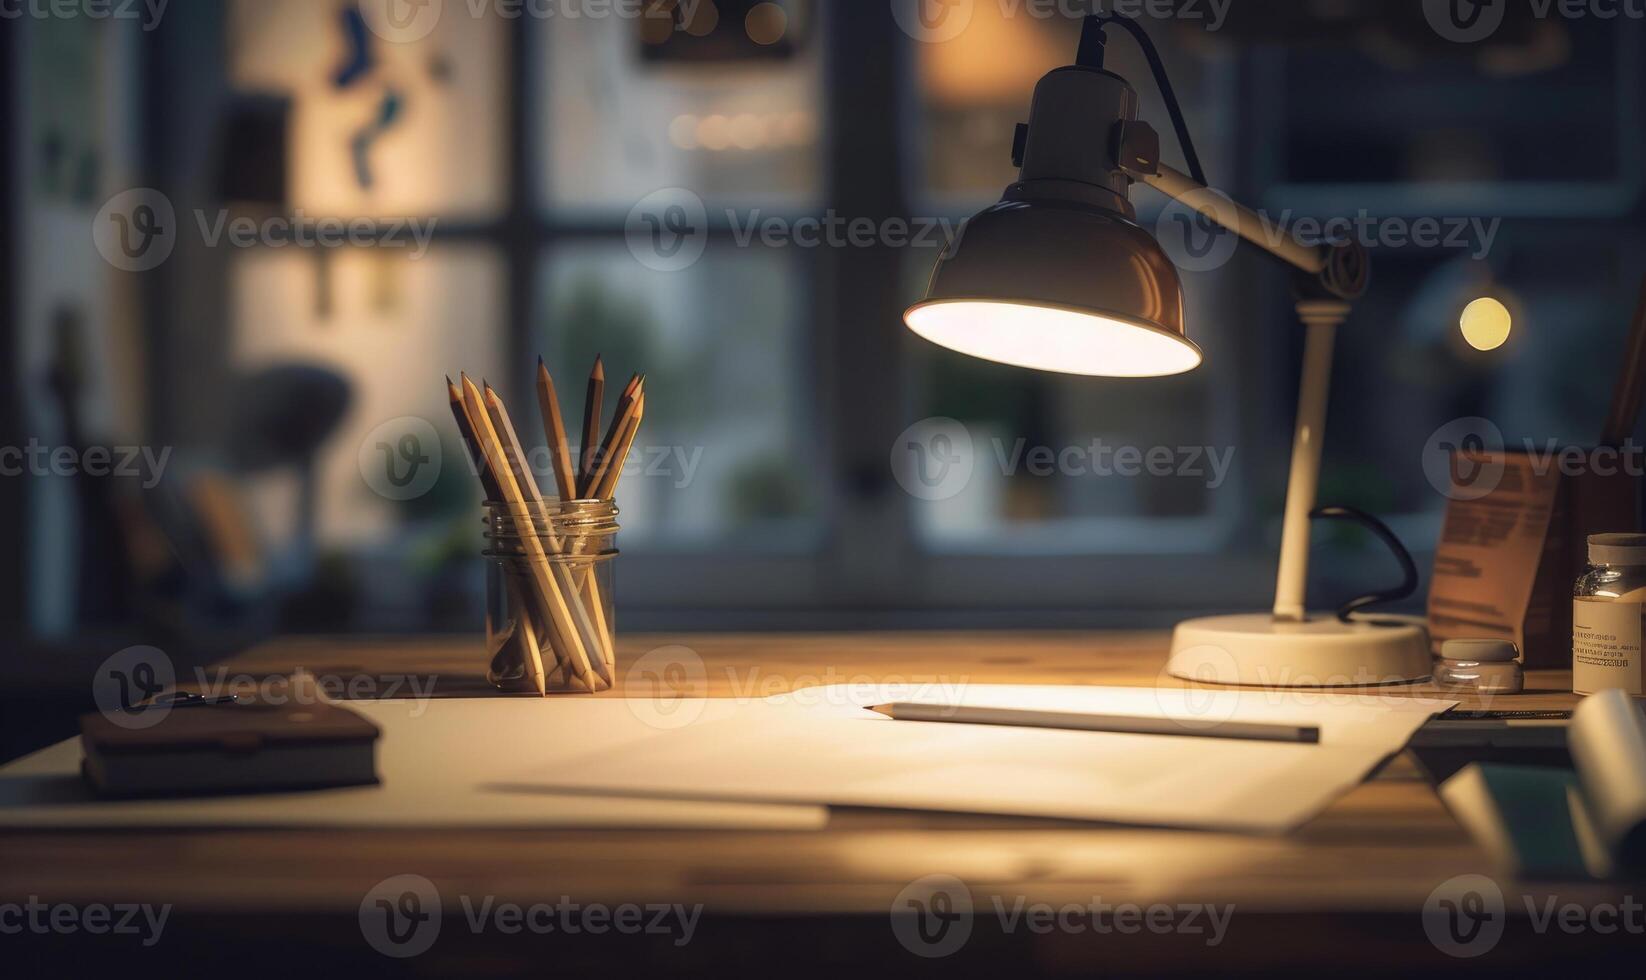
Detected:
left=1140, top=164, right=1370, bottom=302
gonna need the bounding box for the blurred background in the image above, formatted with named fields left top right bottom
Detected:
left=4, top=1, right=1646, bottom=749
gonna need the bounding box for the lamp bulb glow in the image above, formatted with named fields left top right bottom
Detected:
left=1460, top=297, right=1512, bottom=352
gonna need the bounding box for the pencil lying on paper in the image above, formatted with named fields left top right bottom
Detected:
left=867, top=703, right=1321, bottom=744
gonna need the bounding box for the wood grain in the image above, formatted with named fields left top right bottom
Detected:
left=0, top=632, right=1609, bottom=966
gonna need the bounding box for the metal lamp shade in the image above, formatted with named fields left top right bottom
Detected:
left=905, top=200, right=1202, bottom=378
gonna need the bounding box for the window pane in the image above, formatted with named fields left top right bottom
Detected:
left=228, top=0, right=506, bottom=220
left=538, top=5, right=821, bottom=213
left=229, top=245, right=505, bottom=548
left=534, top=243, right=822, bottom=550
left=1280, top=22, right=1631, bottom=187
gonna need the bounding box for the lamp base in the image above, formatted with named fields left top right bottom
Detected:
left=1167, top=613, right=1433, bottom=688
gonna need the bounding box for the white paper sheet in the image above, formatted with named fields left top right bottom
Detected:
left=500, top=684, right=1456, bottom=833
left=0, top=699, right=828, bottom=831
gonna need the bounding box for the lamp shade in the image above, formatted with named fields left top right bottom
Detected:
left=905, top=199, right=1201, bottom=378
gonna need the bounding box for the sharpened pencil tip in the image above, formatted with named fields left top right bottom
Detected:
left=445, top=375, right=454, bottom=386
left=867, top=704, right=894, bottom=717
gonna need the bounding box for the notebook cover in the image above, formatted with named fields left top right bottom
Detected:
left=80, top=699, right=380, bottom=756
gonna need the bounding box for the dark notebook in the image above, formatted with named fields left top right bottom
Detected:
left=79, top=699, right=380, bottom=798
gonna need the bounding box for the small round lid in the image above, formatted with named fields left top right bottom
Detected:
left=1439, top=638, right=1520, bottom=663
left=1589, top=533, right=1646, bottom=565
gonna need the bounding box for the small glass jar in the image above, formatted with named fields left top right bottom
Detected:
left=1573, top=533, right=1646, bottom=697
left=483, top=499, right=619, bottom=694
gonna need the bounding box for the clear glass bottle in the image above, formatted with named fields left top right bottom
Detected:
left=483, top=499, right=619, bottom=694
left=1572, top=533, right=1646, bottom=697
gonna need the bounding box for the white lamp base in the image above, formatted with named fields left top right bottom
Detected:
left=1167, top=613, right=1433, bottom=688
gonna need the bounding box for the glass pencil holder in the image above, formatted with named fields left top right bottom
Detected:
left=483, top=499, right=620, bottom=694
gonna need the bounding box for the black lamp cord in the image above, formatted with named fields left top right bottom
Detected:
left=1308, top=506, right=1421, bottom=624
left=1076, top=11, right=1208, bottom=187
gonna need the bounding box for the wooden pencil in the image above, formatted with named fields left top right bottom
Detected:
left=447, top=376, right=503, bottom=502
left=535, top=358, right=580, bottom=501
left=583, top=378, right=644, bottom=498
left=578, top=356, right=605, bottom=491
left=538, top=360, right=620, bottom=669
left=590, top=373, right=642, bottom=490
left=457, top=375, right=549, bottom=696
left=593, top=394, right=645, bottom=501
left=463, top=376, right=601, bottom=694
left=483, top=382, right=614, bottom=689
left=483, top=381, right=541, bottom=502
left=460, top=379, right=574, bottom=691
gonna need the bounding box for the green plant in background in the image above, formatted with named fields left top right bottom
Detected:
left=1315, top=464, right=1400, bottom=552
left=726, top=452, right=812, bottom=523
left=544, top=273, right=718, bottom=435
left=367, top=431, right=488, bottom=624
left=923, top=347, right=1041, bottom=433
left=548, top=275, right=653, bottom=382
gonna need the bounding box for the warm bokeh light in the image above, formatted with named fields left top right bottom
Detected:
left=1460, top=296, right=1513, bottom=351
left=745, top=2, right=788, bottom=45
left=905, top=301, right=1203, bottom=378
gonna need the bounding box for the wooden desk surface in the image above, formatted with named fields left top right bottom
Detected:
left=4, top=633, right=1629, bottom=974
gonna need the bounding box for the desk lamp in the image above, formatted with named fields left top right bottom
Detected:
left=905, top=14, right=1431, bottom=687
